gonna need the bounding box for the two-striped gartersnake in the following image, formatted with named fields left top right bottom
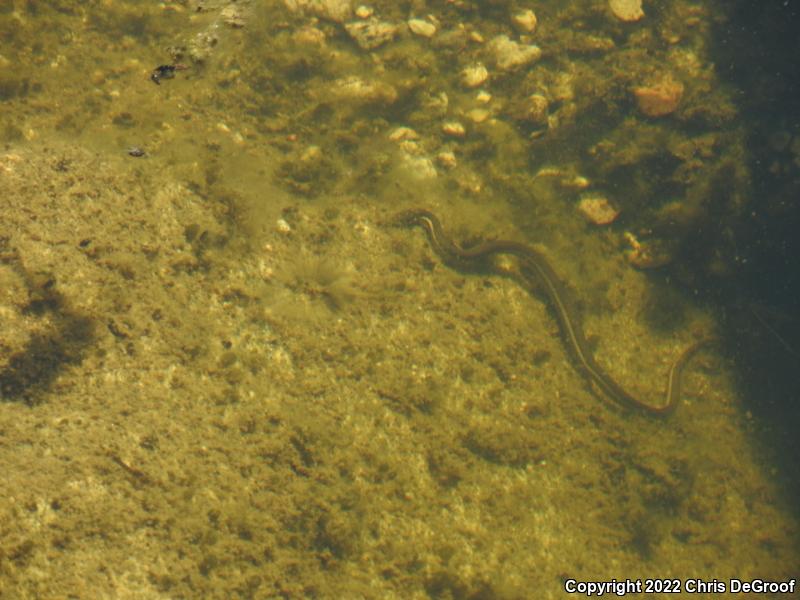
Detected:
left=394, top=208, right=714, bottom=416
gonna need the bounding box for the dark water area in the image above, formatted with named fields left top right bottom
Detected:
left=709, top=1, right=800, bottom=501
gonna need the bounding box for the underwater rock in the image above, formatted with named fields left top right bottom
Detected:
left=388, top=127, right=419, bottom=141
left=442, top=121, right=466, bottom=137
left=634, top=78, right=684, bottom=117
left=283, top=0, right=353, bottom=23
left=466, top=108, right=490, bottom=123
left=578, top=195, right=619, bottom=225
left=293, top=25, right=327, bottom=46
left=512, top=10, right=538, bottom=34
left=345, top=18, right=398, bottom=50
left=437, top=151, right=457, bottom=168
left=624, top=233, right=672, bottom=268
left=326, top=76, right=398, bottom=106
left=488, top=35, right=541, bottom=71
left=408, top=18, right=436, bottom=38
left=400, top=153, right=437, bottom=180
left=521, top=93, right=549, bottom=124
left=609, top=0, right=644, bottom=22
left=461, top=64, right=489, bottom=88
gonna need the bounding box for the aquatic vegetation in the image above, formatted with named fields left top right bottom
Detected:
left=280, top=255, right=359, bottom=313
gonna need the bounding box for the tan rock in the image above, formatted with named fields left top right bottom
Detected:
left=633, top=78, right=684, bottom=117
left=327, top=76, right=398, bottom=105
left=512, top=9, right=537, bottom=33
left=388, top=126, right=419, bottom=141
left=408, top=18, right=436, bottom=38
left=345, top=18, right=398, bottom=50
left=609, top=0, right=644, bottom=22
left=442, top=121, right=466, bottom=137
left=437, top=151, right=457, bottom=168
left=401, top=153, right=437, bottom=179
left=284, top=0, right=353, bottom=23
left=524, top=94, right=549, bottom=124
left=294, top=26, right=326, bottom=46
left=466, top=108, right=490, bottom=123
left=461, top=64, right=489, bottom=88
left=578, top=196, right=619, bottom=225
left=488, top=35, right=541, bottom=71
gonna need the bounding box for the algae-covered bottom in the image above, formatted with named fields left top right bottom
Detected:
left=0, top=144, right=796, bottom=599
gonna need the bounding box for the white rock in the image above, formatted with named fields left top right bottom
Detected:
left=399, top=140, right=421, bottom=155
left=283, top=0, right=353, bottom=23
left=401, top=154, right=437, bottom=179
left=578, top=195, right=619, bottom=225
left=388, top=127, right=419, bottom=141
left=609, top=0, right=644, bottom=22
left=355, top=5, right=373, bottom=18
left=461, top=63, right=489, bottom=88
left=442, top=121, right=466, bottom=137
left=488, top=35, right=542, bottom=71
left=328, top=75, right=397, bottom=104
left=408, top=18, right=436, bottom=38
left=564, top=175, right=590, bottom=189
left=512, top=9, right=537, bottom=33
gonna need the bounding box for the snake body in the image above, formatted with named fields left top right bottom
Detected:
left=394, top=208, right=712, bottom=416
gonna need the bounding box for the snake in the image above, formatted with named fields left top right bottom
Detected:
left=393, top=208, right=714, bottom=416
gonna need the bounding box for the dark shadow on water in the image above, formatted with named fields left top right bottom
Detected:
left=707, top=0, right=800, bottom=510
left=0, top=256, right=95, bottom=405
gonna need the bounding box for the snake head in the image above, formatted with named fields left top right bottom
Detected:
left=387, top=209, right=434, bottom=229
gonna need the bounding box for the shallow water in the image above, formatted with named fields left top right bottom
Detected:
left=0, top=1, right=797, bottom=597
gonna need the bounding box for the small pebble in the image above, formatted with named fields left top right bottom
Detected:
left=461, top=64, right=489, bottom=88
left=437, top=151, right=457, bottom=168
left=609, top=0, right=644, bottom=22
left=633, top=78, right=684, bottom=117
left=564, top=175, right=590, bottom=189
left=442, top=121, right=466, bottom=137
left=578, top=196, right=619, bottom=225
left=355, top=5, right=373, bottom=18
left=388, top=126, right=419, bottom=141
left=512, top=9, right=538, bottom=33
left=466, top=108, right=490, bottom=123
left=408, top=18, right=436, bottom=38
